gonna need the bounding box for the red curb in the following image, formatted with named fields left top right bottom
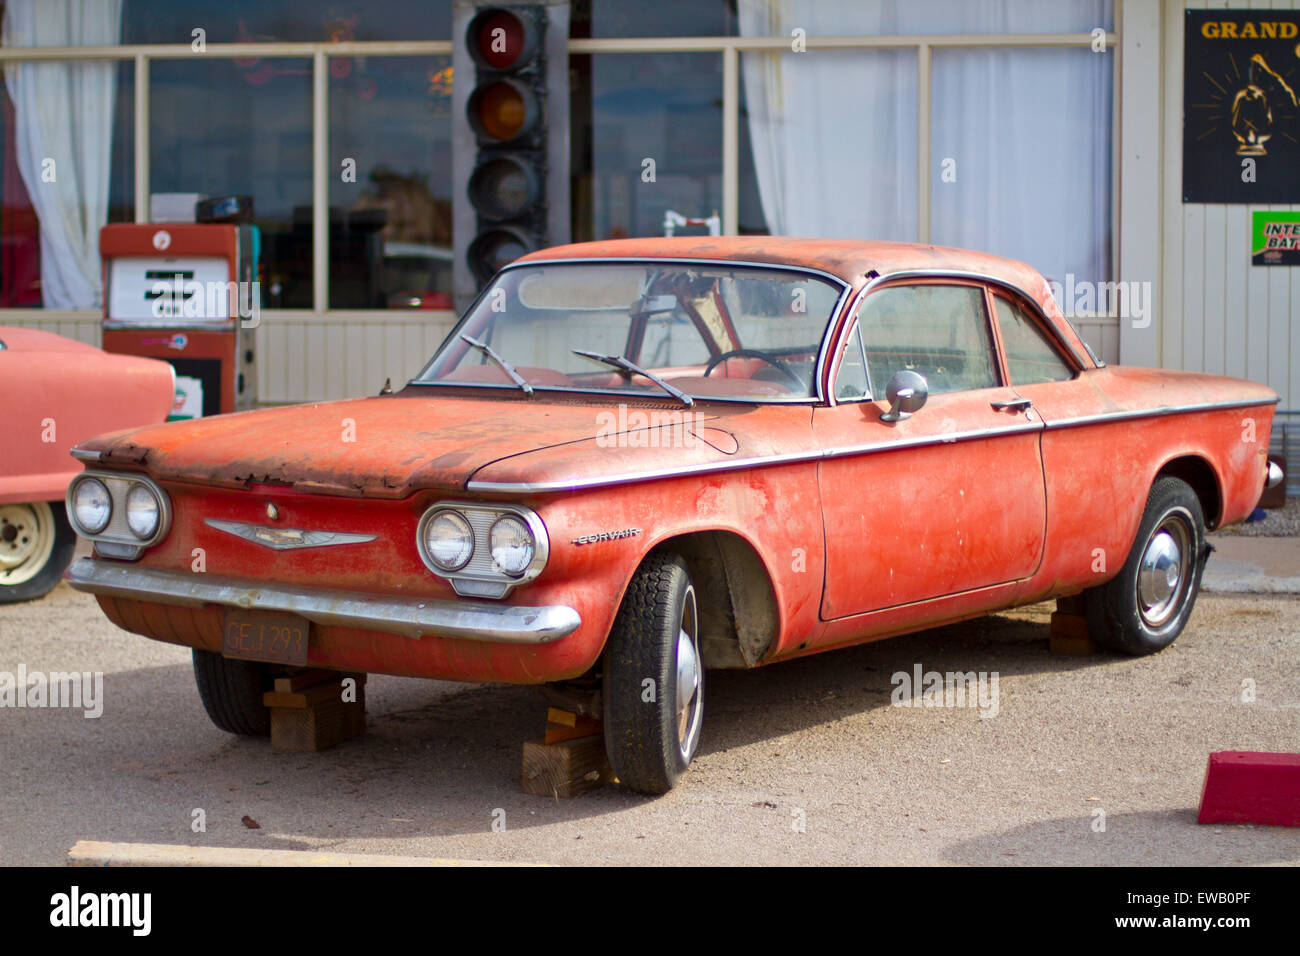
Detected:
left=1197, top=751, right=1300, bottom=827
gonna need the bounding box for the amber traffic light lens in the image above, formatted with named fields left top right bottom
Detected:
left=467, top=79, right=538, bottom=143
left=475, top=10, right=527, bottom=70
left=478, top=82, right=525, bottom=140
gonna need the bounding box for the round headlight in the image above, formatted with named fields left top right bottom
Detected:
left=124, top=484, right=161, bottom=539
left=424, top=511, right=474, bottom=571
left=489, top=515, right=534, bottom=577
left=72, top=478, right=111, bottom=534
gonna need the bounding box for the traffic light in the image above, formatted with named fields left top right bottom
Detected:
left=453, top=2, right=569, bottom=303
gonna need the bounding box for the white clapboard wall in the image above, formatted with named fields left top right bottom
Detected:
left=1157, top=0, right=1300, bottom=410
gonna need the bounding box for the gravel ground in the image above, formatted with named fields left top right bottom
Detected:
left=2, top=581, right=1298, bottom=867
left=1214, top=498, right=1300, bottom=537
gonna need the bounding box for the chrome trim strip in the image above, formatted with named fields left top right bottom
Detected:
left=63, top=557, right=581, bottom=644
left=467, top=395, right=1281, bottom=494
left=1040, top=396, right=1280, bottom=430
left=468, top=421, right=1045, bottom=494
left=70, top=447, right=103, bottom=463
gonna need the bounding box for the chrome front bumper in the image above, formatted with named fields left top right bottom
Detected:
left=64, top=557, right=581, bottom=644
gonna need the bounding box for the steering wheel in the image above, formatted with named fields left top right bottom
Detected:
left=703, top=349, right=804, bottom=388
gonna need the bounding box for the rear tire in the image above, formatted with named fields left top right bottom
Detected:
left=602, top=553, right=703, bottom=795
left=1084, top=476, right=1206, bottom=655
left=192, top=649, right=272, bottom=736
left=0, top=501, right=76, bottom=604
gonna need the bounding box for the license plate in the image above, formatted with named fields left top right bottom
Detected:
left=222, top=609, right=310, bottom=667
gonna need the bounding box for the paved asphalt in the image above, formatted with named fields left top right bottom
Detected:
left=2, top=567, right=1297, bottom=866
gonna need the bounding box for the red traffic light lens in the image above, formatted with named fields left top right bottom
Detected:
left=474, top=10, right=527, bottom=70
left=467, top=79, right=538, bottom=143
left=468, top=155, right=540, bottom=221
left=467, top=7, right=540, bottom=72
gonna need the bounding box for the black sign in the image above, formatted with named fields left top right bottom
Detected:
left=1183, top=11, right=1300, bottom=203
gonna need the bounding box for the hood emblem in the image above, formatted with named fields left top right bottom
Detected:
left=205, top=518, right=376, bottom=551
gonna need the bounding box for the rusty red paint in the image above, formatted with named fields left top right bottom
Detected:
left=1, top=327, right=173, bottom=505
left=66, top=239, right=1278, bottom=687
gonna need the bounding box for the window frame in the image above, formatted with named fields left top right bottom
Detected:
left=984, top=285, right=1083, bottom=387
left=0, top=21, right=1116, bottom=323
left=833, top=276, right=1005, bottom=404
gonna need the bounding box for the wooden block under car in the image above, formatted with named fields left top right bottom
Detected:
left=544, top=705, right=605, bottom=744
left=1049, top=595, right=1097, bottom=655
left=263, top=672, right=366, bottom=752
left=522, top=735, right=614, bottom=798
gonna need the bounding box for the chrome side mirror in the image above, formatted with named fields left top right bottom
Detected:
left=880, top=370, right=928, bottom=423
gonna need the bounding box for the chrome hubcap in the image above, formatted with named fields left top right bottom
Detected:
left=0, top=502, right=55, bottom=586
left=675, top=585, right=703, bottom=762
left=1137, top=514, right=1192, bottom=628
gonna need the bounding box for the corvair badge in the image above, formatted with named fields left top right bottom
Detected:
left=205, top=518, right=377, bottom=550
left=572, top=528, right=641, bottom=546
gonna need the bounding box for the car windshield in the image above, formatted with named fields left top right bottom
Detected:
left=414, top=261, right=845, bottom=401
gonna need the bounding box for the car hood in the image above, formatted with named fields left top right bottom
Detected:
left=74, top=392, right=739, bottom=498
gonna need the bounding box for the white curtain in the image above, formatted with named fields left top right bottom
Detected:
left=738, top=0, right=1113, bottom=286
left=3, top=0, right=123, bottom=309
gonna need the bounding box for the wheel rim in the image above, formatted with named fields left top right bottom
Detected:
left=1136, top=511, right=1194, bottom=628
left=674, top=584, right=703, bottom=763
left=0, top=502, right=56, bottom=587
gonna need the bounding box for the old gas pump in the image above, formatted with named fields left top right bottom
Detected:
left=99, top=218, right=258, bottom=419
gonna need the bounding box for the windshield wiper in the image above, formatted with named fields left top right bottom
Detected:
left=460, top=334, right=533, bottom=396
left=572, top=349, right=694, bottom=408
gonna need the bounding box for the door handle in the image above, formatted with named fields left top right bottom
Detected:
left=991, top=397, right=1033, bottom=412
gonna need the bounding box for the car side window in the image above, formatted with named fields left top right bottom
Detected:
left=833, top=321, right=871, bottom=401
left=857, top=284, right=999, bottom=400
left=993, top=296, right=1075, bottom=385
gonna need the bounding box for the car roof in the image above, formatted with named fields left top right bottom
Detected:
left=516, top=236, right=1044, bottom=290
left=515, top=237, right=1098, bottom=368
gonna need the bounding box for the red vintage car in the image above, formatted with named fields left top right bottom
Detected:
left=63, top=238, right=1282, bottom=793
left=0, top=327, right=174, bottom=603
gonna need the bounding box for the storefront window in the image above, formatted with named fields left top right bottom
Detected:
left=329, top=56, right=453, bottom=310
left=150, top=57, right=312, bottom=308
left=739, top=48, right=919, bottom=241
left=931, top=46, right=1113, bottom=288
left=736, top=0, right=1113, bottom=285
left=0, top=58, right=134, bottom=308
left=571, top=52, right=725, bottom=243
left=572, top=0, right=737, bottom=39
left=123, top=1, right=451, bottom=45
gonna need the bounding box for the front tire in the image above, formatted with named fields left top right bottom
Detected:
left=1084, top=476, right=1206, bottom=655
left=0, top=501, right=76, bottom=604
left=603, top=553, right=703, bottom=794
left=192, top=649, right=272, bottom=736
